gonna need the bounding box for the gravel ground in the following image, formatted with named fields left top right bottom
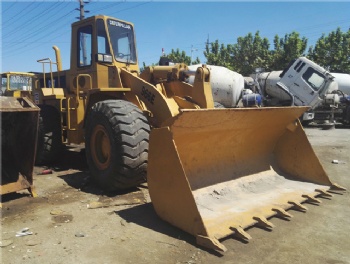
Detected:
left=1, top=126, right=349, bottom=264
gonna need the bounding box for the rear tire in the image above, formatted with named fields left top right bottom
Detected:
left=85, top=100, right=150, bottom=191
left=35, top=105, right=63, bottom=165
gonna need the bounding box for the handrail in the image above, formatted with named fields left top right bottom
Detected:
left=37, top=57, right=61, bottom=94
left=76, top=73, right=92, bottom=104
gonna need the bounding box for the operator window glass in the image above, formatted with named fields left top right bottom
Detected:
left=5, top=75, right=32, bottom=90
left=296, top=62, right=306, bottom=73
left=1, top=76, right=6, bottom=90
left=294, top=60, right=302, bottom=71
left=97, top=19, right=110, bottom=54
left=107, top=19, right=137, bottom=64
left=302, top=67, right=325, bottom=91
left=78, top=26, right=92, bottom=67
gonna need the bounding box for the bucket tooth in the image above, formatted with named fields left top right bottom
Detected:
left=272, top=207, right=293, bottom=219
left=330, top=183, right=347, bottom=192
left=196, top=235, right=227, bottom=252
left=288, top=201, right=308, bottom=212
left=253, top=216, right=275, bottom=229
left=302, top=194, right=322, bottom=204
left=230, top=226, right=252, bottom=241
left=315, top=189, right=333, bottom=198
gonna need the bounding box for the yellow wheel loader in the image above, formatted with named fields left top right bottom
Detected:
left=29, top=15, right=345, bottom=251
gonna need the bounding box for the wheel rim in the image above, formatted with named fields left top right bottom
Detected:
left=91, top=124, right=111, bottom=170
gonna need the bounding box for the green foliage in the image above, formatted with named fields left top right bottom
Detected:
left=204, top=40, right=232, bottom=68
left=165, top=48, right=200, bottom=65
left=271, top=32, right=308, bottom=70
left=144, top=28, right=349, bottom=75
left=308, top=28, right=350, bottom=73
left=203, top=31, right=307, bottom=75
left=230, top=31, right=271, bottom=76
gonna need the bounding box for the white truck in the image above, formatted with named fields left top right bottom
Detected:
left=188, top=57, right=344, bottom=124
left=254, top=65, right=350, bottom=125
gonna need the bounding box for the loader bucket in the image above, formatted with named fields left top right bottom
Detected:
left=147, top=106, right=344, bottom=252
left=1, top=97, right=39, bottom=197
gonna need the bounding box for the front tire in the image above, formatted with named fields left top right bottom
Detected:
left=85, top=100, right=150, bottom=191
left=35, top=105, right=63, bottom=165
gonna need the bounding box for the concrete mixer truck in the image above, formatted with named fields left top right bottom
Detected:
left=254, top=66, right=350, bottom=125
left=188, top=57, right=339, bottom=123
left=312, top=72, right=350, bottom=125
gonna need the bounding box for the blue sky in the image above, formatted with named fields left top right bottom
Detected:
left=1, top=1, right=350, bottom=73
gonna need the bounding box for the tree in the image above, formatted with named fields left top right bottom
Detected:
left=271, top=32, right=307, bottom=70
left=204, top=40, right=231, bottom=68
left=229, top=31, right=271, bottom=76
left=165, top=48, right=200, bottom=65
left=308, top=28, right=350, bottom=73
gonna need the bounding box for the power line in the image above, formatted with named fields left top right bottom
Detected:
left=2, top=1, right=153, bottom=59
left=111, top=1, right=152, bottom=15
left=2, top=2, right=37, bottom=26
left=87, top=0, right=125, bottom=14
left=3, top=4, right=76, bottom=52
left=2, top=2, right=66, bottom=39
left=3, top=1, right=18, bottom=13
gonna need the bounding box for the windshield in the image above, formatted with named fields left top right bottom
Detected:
left=107, top=19, right=137, bottom=64
left=1, top=74, right=33, bottom=91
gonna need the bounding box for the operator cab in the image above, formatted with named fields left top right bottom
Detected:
left=70, top=15, right=139, bottom=90
left=1, top=72, right=35, bottom=97
left=73, top=15, right=138, bottom=69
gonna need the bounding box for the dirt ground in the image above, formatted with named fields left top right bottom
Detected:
left=1, top=126, right=350, bottom=264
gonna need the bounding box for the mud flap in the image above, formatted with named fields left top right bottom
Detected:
left=1, top=97, right=39, bottom=197
left=147, top=106, right=345, bottom=252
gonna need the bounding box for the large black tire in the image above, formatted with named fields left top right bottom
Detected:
left=35, top=105, right=64, bottom=165
left=85, top=100, right=150, bottom=191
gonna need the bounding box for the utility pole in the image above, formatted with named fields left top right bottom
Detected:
left=206, top=34, right=210, bottom=49
left=76, top=0, right=90, bottom=20
left=76, top=0, right=90, bottom=65
left=190, top=45, right=198, bottom=65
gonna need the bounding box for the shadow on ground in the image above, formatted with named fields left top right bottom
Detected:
left=116, top=203, right=225, bottom=256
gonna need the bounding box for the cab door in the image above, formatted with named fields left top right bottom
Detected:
left=292, top=65, right=325, bottom=107
left=280, top=59, right=322, bottom=107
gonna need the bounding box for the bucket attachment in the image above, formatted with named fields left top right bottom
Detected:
left=1, top=97, right=39, bottom=197
left=147, top=106, right=345, bottom=252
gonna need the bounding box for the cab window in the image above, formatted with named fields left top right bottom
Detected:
left=77, top=26, right=92, bottom=67
left=302, top=67, right=325, bottom=91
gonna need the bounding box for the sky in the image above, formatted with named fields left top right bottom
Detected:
left=1, top=0, right=350, bottom=73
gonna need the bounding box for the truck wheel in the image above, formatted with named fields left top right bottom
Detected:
left=35, top=105, right=64, bottom=165
left=85, top=100, right=150, bottom=191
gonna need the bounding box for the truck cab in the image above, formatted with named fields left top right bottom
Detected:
left=275, top=57, right=337, bottom=108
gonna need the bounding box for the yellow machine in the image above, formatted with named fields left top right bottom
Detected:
left=1, top=73, right=39, bottom=197
left=28, top=15, right=345, bottom=251
left=1, top=72, right=35, bottom=97
left=0, top=97, right=39, bottom=197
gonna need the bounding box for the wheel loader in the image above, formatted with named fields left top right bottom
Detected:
left=27, top=15, right=345, bottom=251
